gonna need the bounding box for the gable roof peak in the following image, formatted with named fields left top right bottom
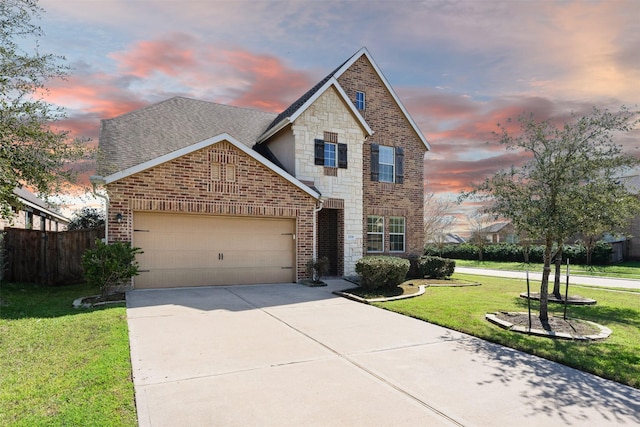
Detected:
left=260, top=47, right=430, bottom=150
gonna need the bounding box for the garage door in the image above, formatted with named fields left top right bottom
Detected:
left=133, top=212, right=296, bottom=288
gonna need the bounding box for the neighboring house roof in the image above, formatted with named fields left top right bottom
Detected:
left=479, top=222, right=511, bottom=234
left=13, top=187, right=69, bottom=223
left=260, top=47, right=430, bottom=151
left=426, top=233, right=466, bottom=244
left=99, top=96, right=278, bottom=176
left=620, top=174, right=640, bottom=193
left=444, top=233, right=466, bottom=244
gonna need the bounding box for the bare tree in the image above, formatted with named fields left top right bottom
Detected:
left=468, top=211, right=493, bottom=261
left=424, top=191, right=458, bottom=255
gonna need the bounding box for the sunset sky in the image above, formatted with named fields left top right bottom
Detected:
left=33, top=0, right=640, bottom=233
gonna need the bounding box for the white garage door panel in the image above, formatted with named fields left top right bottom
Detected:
left=133, top=212, right=295, bottom=288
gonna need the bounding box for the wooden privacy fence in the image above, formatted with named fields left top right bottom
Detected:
left=2, top=227, right=105, bottom=285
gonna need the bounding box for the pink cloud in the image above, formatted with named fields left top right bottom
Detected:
left=222, top=49, right=315, bottom=112
left=109, top=33, right=197, bottom=78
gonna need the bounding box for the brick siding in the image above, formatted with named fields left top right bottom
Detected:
left=106, top=141, right=317, bottom=281
left=338, top=55, right=426, bottom=257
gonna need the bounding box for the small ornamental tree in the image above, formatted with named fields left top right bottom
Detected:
left=306, top=256, right=330, bottom=283
left=465, top=107, right=640, bottom=322
left=82, top=240, right=142, bottom=296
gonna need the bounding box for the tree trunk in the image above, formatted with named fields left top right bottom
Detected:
left=540, top=238, right=552, bottom=322
left=586, top=235, right=595, bottom=265
left=553, top=244, right=563, bottom=298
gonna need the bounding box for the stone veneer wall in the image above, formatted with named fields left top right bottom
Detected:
left=291, top=86, right=366, bottom=276
left=338, top=55, right=426, bottom=257
left=106, top=141, right=317, bottom=281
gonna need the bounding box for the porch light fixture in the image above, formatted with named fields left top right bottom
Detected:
left=115, top=213, right=123, bottom=223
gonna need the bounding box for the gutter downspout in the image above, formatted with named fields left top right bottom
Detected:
left=312, top=198, right=324, bottom=263
left=89, top=175, right=108, bottom=243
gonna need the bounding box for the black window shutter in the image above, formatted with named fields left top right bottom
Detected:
left=338, top=143, right=348, bottom=169
left=370, top=144, right=379, bottom=181
left=314, top=139, right=324, bottom=165
left=395, top=147, right=404, bottom=184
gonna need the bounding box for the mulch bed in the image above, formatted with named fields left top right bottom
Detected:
left=491, top=311, right=604, bottom=337
left=520, top=292, right=596, bottom=305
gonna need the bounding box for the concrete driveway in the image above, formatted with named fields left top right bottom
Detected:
left=127, top=280, right=640, bottom=426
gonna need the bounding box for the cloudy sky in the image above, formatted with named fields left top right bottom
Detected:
left=33, top=0, right=640, bottom=232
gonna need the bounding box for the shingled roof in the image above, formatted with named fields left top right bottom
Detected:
left=262, top=60, right=349, bottom=135
left=258, top=47, right=430, bottom=150
left=99, top=96, right=277, bottom=175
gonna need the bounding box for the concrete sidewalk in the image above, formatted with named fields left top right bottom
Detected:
left=456, top=267, right=640, bottom=289
left=127, top=280, right=640, bottom=426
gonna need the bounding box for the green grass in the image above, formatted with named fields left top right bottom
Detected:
left=455, top=259, right=640, bottom=280
left=373, top=273, right=640, bottom=388
left=0, top=282, right=137, bottom=427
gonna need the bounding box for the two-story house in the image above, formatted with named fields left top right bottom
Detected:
left=95, top=47, right=429, bottom=288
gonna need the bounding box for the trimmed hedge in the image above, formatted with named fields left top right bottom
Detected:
left=424, top=242, right=612, bottom=265
left=418, top=256, right=455, bottom=279
left=355, top=256, right=410, bottom=290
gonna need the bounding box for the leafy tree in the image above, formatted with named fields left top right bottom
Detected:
left=466, top=107, right=640, bottom=321
left=67, top=207, right=105, bottom=230
left=1, top=0, right=87, bottom=220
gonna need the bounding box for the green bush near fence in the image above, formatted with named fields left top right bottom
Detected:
left=82, top=240, right=143, bottom=296
left=355, top=256, right=410, bottom=290
left=424, top=242, right=612, bottom=265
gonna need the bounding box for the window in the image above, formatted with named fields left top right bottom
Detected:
left=355, top=91, right=365, bottom=110
left=389, top=217, right=405, bottom=252
left=324, top=142, right=336, bottom=167
left=315, top=137, right=348, bottom=169
left=378, top=145, right=394, bottom=183
left=370, top=144, right=404, bottom=183
left=367, top=215, right=384, bottom=252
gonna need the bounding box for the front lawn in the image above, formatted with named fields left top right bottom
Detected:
left=0, top=282, right=137, bottom=426
left=455, top=259, right=640, bottom=280
left=373, top=273, right=640, bottom=388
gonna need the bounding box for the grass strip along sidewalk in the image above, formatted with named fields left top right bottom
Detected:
left=454, top=259, right=640, bottom=280
left=0, top=282, right=137, bottom=427
left=372, top=273, right=640, bottom=389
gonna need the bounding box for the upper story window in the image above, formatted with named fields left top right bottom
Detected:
left=355, top=91, right=366, bottom=110
left=378, top=145, right=394, bottom=183
left=370, top=144, right=404, bottom=184
left=315, top=132, right=348, bottom=170
left=324, top=142, right=337, bottom=167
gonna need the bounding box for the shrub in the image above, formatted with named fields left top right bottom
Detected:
left=306, top=256, right=330, bottom=282
left=405, top=254, right=421, bottom=279
left=424, top=242, right=612, bottom=265
left=418, top=256, right=455, bottom=279
left=82, top=240, right=143, bottom=296
left=355, top=256, right=410, bottom=290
